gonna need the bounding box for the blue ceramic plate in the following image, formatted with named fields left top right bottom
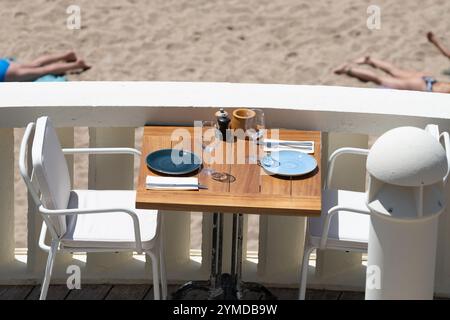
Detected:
left=261, top=150, right=317, bottom=176
left=146, top=149, right=202, bottom=175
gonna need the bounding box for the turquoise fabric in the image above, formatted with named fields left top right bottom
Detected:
left=35, top=74, right=67, bottom=82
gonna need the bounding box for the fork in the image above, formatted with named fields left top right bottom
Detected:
left=265, top=142, right=312, bottom=150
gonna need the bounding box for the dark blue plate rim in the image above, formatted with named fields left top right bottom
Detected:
left=146, top=148, right=202, bottom=175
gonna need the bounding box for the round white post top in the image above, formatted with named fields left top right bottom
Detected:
left=367, top=126, right=447, bottom=186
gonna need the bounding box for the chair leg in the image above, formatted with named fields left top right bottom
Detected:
left=147, top=250, right=160, bottom=300
left=298, top=246, right=315, bottom=300
left=39, top=240, right=58, bottom=300
left=159, top=239, right=167, bottom=300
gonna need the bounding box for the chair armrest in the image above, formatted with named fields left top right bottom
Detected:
left=62, top=147, right=141, bottom=157
left=38, top=222, right=51, bottom=252
left=38, top=205, right=143, bottom=254
left=319, top=205, right=371, bottom=249
left=326, top=147, right=369, bottom=189
left=440, top=132, right=450, bottom=184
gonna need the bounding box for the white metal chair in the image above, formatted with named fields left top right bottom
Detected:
left=298, top=124, right=449, bottom=300
left=19, top=116, right=167, bottom=300
left=297, top=147, right=371, bottom=300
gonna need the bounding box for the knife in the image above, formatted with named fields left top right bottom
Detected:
left=265, top=142, right=313, bottom=149
left=146, top=183, right=208, bottom=189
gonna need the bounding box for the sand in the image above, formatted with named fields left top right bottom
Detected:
left=2, top=0, right=449, bottom=248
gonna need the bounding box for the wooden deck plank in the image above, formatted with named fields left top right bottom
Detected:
left=105, top=284, right=151, bottom=300
left=339, top=291, right=365, bottom=300
left=5, top=285, right=450, bottom=300
left=0, top=285, right=34, bottom=300
left=144, top=284, right=179, bottom=300
left=434, top=296, right=450, bottom=300
left=267, top=287, right=299, bottom=300
left=65, top=284, right=112, bottom=300
left=305, top=289, right=341, bottom=300
left=26, top=285, right=70, bottom=300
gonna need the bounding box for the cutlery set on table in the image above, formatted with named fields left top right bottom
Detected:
left=146, top=176, right=208, bottom=190
left=262, top=139, right=314, bottom=154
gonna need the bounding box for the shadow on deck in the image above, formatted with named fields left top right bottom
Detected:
left=2, top=285, right=448, bottom=300
left=0, top=285, right=366, bottom=300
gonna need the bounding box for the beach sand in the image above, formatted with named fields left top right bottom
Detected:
left=2, top=0, right=449, bottom=249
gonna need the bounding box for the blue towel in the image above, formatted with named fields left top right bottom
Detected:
left=35, top=74, right=67, bottom=82
left=1, top=57, right=67, bottom=82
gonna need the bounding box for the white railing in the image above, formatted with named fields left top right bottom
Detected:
left=0, top=82, right=449, bottom=295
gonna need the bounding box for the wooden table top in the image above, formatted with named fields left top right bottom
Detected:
left=136, top=126, right=321, bottom=216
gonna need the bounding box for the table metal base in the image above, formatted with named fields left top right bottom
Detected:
left=171, top=213, right=277, bottom=300
left=171, top=275, right=277, bottom=300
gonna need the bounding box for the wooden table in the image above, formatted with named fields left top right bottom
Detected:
left=136, top=126, right=321, bottom=216
left=136, top=126, right=322, bottom=299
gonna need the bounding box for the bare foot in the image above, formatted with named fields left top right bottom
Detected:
left=427, top=31, right=436, bottom=43
left=68, top=59, right=92, bottom=74
left=76, top=59, right=91, bottom=70
left=354, top=55, right=371, bottom=65
left=333, top=63, right=351, bottom=75
left=63, top=51, right=77, bottom=62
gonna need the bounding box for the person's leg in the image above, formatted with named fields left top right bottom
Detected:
left=334, top=64, right=415, bottom=90
left=22, top=51, right=77, bottom=68
left=334, top=64, right=384, bottom=85
left=379, top=76, right=421, bottom=90
left=427, top=31, right=450, bottom=59
left=354, top=56, right=420, bottom=78
left=5, top=59, right=89, bottom=82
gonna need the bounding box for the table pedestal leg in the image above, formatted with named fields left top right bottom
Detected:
left=211, top=212, right=223, bottom=288
left=231, top=214, right=243, bottom=284
left=172, top=212, right=276, bottom=300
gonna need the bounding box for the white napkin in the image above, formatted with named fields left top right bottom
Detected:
left=263, top=139, right=314, bottom=154
left=146, top=176, right=199, bottom=190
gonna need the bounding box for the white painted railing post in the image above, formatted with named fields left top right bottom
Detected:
left=161, top=211, right=192, bottom=281
left=313, top=132, right=368, bottom=290
left=257, top=215, right=305, bottom=284
left=435, top=192, right=450, bottom=295
left=0, top=129, right=15, bottom=269
left=434, top=124, right=450, bottom=296
left=200, top=213, right=213, bottom=279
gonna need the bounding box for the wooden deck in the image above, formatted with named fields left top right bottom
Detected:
left=0, top=285, right=366, bottom=300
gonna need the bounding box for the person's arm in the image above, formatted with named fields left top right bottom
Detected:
left=428, top=32, right=450, bottom=59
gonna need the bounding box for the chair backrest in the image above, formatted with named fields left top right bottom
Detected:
left=31, top=116, right=71, bottom=236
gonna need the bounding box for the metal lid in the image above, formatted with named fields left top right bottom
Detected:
left=367, top=127, right=447, bottom=187
left=215, top=108, right=229, bottom=118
